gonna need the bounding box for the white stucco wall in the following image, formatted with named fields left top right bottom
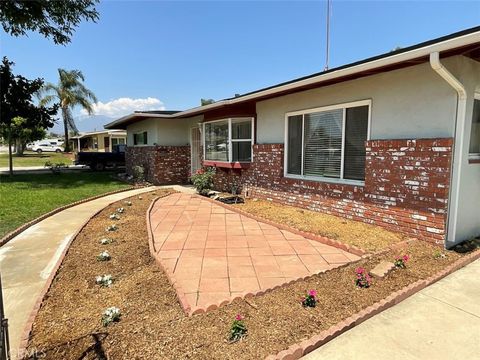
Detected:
left=126, top=115, right=203, bottom=147
left=256, top=57, right=462, bottom=143
left=442, top=56, right=480, bottom=245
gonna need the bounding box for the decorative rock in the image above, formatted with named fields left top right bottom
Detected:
left=370, top=261, right=395, bottom=278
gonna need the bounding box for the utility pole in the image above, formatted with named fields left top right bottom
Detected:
left=324, top=0, right=331, bottom=71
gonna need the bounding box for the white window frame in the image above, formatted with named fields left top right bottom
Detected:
left=469, top=92, right=480, bottom=160
left=284, top=99, right=372, bottom=186
left=202, top=117, right=254, bottom=163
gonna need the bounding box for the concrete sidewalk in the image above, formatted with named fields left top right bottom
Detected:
left=303, top=258, right=480, bottom=360
left=0, top=187, right=158, bottom=358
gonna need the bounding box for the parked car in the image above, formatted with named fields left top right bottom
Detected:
left=31, top=142, right=64, bottom=153
left=75, top=144, right=126, bottom=171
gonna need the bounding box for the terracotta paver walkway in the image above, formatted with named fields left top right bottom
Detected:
left=150, top=193, right=360, bottom=309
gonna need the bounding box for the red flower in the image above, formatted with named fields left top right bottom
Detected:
left=235, top=314, right=243, bottom=321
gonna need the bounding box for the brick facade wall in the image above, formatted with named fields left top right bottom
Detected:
left=126, top=146, right=190, bottom=185
left=211, top=139, right=453, bottom=243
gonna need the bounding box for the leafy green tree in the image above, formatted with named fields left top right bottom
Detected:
left=201, top=98, right=215, bottom=106
left=40, top=69, right=97, bottom=152
left=0, top=0, right=99, bottom=45
left=0, top=57, right=58, bottom=174
left=11, top=116, right=47, bottom=155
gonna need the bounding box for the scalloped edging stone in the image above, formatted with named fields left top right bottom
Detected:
left=264, top=247, right=480, bottom=360
left=16, top=187, right=160, bottom=360
left=0, top=185, right=143, bottom=248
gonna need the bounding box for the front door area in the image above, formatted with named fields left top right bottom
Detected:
left=191, top=127, right=202, bottom=175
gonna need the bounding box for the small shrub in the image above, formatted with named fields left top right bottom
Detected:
left=99, top=238, right=113, bottom=245
left=106, top=224, right=118, bottom=232
left=138, top=196, right=142, bottom=200
left=102, top=307, right=121, bottom=326
left=116, top=207, right=125, bottom=213
left=109, top=213, right=120, bottom=220
left=229, top=314, right=247, bottom=342
left=132, top=165, right=145, bottom=180
left=190, top=167, right=216, bottom=194
left=355, top=267, right=371, bottom=288
left=433, top=250, right=447, bottom=259
left=96, top=274, right=114, bottom=287
left=97, top=251, right=111, bottom=261
left=124, top=201, right=132, bottom=206
left=394, top=254, right=410, bottom=269
left=301, top=289, right=317, bottom=308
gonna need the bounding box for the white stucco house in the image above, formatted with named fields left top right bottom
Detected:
left=105, top=26, right=480, bottom=248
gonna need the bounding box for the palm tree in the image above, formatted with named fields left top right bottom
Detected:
left=40, top=69, right=97, bottom=152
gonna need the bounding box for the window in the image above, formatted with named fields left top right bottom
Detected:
left=203, top=118, right=254, bottom=162
left=469, top=95, right=480, bottom=158
left=285, top=100, right=370, bottom=183
left=112, top=138, right=125, bottom=146
left=133, top=131, right=148, bottom=145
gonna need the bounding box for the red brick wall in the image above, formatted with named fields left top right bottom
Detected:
left=212, top=139, right=453, bottom=243
left=126, top=146, right=190, bottom=185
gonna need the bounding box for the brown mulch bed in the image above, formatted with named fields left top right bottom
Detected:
left=234, top=199, right=406, bottom=252
left=27, top=191, right=465, bottom=360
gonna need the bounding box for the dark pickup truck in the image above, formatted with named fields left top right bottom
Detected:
left=75, top=145, right=126, bottom=171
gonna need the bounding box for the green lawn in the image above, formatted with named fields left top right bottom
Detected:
left=0, top=172, right=130, bottom=238
left=0, top=151, right=74, bottom=168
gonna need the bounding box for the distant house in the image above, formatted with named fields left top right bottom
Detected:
left=70, top=130, right=126, bottom=152
left=105, top=27, right=480, bottom=248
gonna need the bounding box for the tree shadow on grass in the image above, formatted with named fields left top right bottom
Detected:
left=0, top=172, right=124, bottom=190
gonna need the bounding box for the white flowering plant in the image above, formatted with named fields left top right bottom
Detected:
left=99, top=238, right=113, bottom=245
left=95, top=274, right=114, bottom=287
left=106, top=224, right=118, bottom=232
left=116, top=207, right=125, bottom=213
left=109, top=213, right=120, bottom=220
left=102, top=307, right=121, bottom=326
left=97, top=251, right=111, bottom=261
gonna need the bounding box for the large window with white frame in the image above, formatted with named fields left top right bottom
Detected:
left=203, top=117, right=254, bottom=162
left=285, top=100, right=370, bottom=183
left=469, top=93, right=480, bottom=159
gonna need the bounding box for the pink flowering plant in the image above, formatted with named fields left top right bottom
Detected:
left=229, top=314, right=247, bottom=342
left=190, top=167, right=216, bottom=195
left=355, top=267, right=371, bottom=288
left=394, top=254, right=410, bottom=269
left=301, top=289, right=317, bottom=308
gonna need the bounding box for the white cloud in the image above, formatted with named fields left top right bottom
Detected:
left=81, top=97, right=165, bottom=118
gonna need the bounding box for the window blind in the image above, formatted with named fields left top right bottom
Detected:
left=286, top=102, right=369, bottom=182
left=287, top=115, right=302, bottom=175
left=303, top=109, right=342, bottom=178
left=344, top=106, right=369, bottom=180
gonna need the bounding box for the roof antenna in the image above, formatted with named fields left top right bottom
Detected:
left=324, top=0, right=331, bottom=71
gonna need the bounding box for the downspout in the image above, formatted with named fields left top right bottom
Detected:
left=429, top=52, right=467, bottom=247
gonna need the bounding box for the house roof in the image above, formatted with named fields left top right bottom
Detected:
left=105, top=26, right=480, bottom=130
left=70, top=129, right=126, bottom=139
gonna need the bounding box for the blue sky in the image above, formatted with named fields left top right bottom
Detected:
left=1, top=0, right=479, bottom=131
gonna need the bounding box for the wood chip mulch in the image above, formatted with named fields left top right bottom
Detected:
left=234, top=199, right=407, bottom=252
left=26, top=191, right=464, bottom=360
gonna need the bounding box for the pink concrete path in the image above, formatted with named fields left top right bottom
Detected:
left=149, top=193, right=360, bottom=309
